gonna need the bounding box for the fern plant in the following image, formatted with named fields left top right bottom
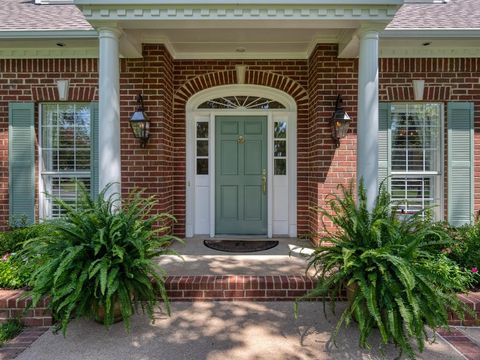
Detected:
left=22, top=183, right=180, bottom=335
left=296, top=181, right=469, bottom=359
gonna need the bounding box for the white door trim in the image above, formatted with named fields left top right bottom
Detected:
left=185, top=85, right=297, bottom=238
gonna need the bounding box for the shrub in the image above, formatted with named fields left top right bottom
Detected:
left=0, top=319, right=23, bottom=347
left=22, top=183, right=180, bottom=335
left=0, top=223, right=53, bottom=255
left=0, top=254, right=31, bottom=289
left=295, top=181, right=468, bottom=359
left=420, top=254, right=475, bottom=292
left=447, top=223, right=480, bottom=287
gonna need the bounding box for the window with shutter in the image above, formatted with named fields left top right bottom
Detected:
left=9, top=102, right=35, bottom=225
left=380, top=103, right=443, bottom=220
left=39, top=103, right=92, bottom=218
left=448, top=102, right=474, bottom=226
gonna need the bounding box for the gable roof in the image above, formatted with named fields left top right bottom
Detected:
left=0, top=0, right=92, bottom=31
left=387, top=0, right=480, bottom=29
left=0, top=0, right=478, bottom=32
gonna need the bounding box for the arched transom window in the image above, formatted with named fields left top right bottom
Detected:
left=197, top=96, right=286, bottom=110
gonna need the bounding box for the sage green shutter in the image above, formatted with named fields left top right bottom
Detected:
left=90, top=102, right=99, bottom=198
left=448, top=102, right=474, bottom=226
left=378, top=103, right=390, bottom=191
left=9, top=102, right=35, bottom=225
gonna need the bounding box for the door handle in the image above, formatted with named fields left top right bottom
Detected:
left=262, top=169, right=267, bottom=194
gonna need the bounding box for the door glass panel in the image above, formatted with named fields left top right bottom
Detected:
left=197, top=140, right=208, bottom=157
left=274, top=140, right=286, bottom=157
left=196, top=122, right=209, bottom=138
left=274, top=121, right=287, bottom=138
left=197, top=159, right=208, bottom=175
left=196, top=121, right=209, bottom=175
left=273, top=121, right=287, bottom=176
left=274, top=159, right=286, bottom=175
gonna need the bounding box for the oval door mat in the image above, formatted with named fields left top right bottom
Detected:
left=204, top=240, right=279, bottom=253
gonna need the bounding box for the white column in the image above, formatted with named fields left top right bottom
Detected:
left=98, top=27, right=121, bottom=199
left=357, top=29, right=379, bottom=211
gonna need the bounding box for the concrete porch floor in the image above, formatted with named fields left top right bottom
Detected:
left=15, top=302, right=464, bottom=360
left=156, top=237, right=316, bottom=276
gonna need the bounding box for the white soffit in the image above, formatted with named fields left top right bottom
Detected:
left=73, top=0, right=400, bottom=59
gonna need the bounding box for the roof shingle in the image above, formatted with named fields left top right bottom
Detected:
left=388, top=0, right=480, bottom=29
left=0, top=0, right=92, bottom=31
left=0, top=0, right=479, bottom=32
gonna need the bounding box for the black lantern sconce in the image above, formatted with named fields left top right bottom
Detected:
left=331, top=94, right=352, bottom=148
left=129, top=94, right=150, bottom=148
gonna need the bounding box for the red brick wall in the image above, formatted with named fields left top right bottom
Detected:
left=307, top=45, right=358, bottom=239
left=1, top=50, right=480, bottom=238
left=0, top=59, right=98, bottom=229
left=120, top=45, right=175, bottom=221
left=379, top=58, right=480, bottom=221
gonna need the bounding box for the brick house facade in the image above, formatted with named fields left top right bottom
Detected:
left=1, top=0, right=479, bottom=242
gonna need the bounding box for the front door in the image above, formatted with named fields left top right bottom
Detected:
left=215, top=116, right=267, bottom=235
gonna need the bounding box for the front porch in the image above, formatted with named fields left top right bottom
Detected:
left=74, top=0, right=391, bottom=239
left=157, top=237, right=314, bottom=276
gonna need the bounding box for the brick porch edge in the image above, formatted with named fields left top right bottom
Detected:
left=1, top=276, right=478, bottom=326
left=0, top=290, right=51, bottom=327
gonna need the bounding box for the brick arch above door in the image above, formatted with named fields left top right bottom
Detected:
left=174, top=70, right=308, bottom=105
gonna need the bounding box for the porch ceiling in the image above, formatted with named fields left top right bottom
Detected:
left=75, top=0, right=401, bottom=58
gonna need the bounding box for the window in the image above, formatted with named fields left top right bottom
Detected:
left=198, top=96, right=285, bottom=110
left=40, top=103, right=91, bottom=218
left=196, top=121, right=209, bottom=175
left=388, top=103, right=442, bottom=218
left=274, top=121, right=287, bottom=175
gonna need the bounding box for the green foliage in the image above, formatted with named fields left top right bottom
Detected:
left=420, top=254, right=474, bottom=292
left=0, top=319, right=23, bottom=347
left=0, top=254, right=31, bottom=289
left=446, top=222, right=480, bottom=287
left=296, top=181, right=468, bottom=359
left=22, top=183, right=181, bottom=335
left=0, top=223, right=53, bottom=255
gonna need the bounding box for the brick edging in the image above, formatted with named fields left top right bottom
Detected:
left=0, top=290, right=51, bottom=327
left=164, top=275, right=336, bottom=301
left=437, top=328, right=480, bottom=360
left=1, top=281, right=478, bottom=326
left=0, top=326, right=49, bottom=360
left=449, top=292, right=480, bottom=326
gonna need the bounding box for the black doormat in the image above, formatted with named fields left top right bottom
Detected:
left=204, top=239, right=279, bottom=253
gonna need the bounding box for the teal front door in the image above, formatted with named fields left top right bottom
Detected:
left=215, top=116, right=267, bottom=235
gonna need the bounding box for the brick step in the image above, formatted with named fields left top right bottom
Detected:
left=2, top=282, right=478, bottom=326
left=449, top=292, right=480, bottom=326
left=165, top=275, right=326, bottom=301
left=0, top=290, right=51, bottom=327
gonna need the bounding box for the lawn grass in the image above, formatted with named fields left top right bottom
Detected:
left=0, top=319, right=23, bottom=347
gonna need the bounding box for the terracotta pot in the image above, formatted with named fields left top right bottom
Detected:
left=346, top=282, right=358, bottom=303
left=95, top=301, right=123, bottom=324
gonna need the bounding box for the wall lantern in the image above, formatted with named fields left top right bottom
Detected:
left=331, top=94, right=351, bottom=148
left=129, top=94, right=150, bottom=148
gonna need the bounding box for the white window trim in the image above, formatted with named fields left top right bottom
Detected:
left=185, top=84, right=297, bottom=238
left=389, top=102, right=445, bottom=220
left=38, top=103, right=91, bottom=220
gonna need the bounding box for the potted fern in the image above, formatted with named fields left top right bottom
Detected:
left=22, top=183, right=180, bottom=335
left=296, top=181, right=470, bottom=359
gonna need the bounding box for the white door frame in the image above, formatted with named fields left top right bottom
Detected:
left=185, top=85, right=297, bottom=238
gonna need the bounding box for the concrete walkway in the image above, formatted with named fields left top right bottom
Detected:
left=16, top=302, right=463, bottom=360
left=156, top=238, right=316, bottom=275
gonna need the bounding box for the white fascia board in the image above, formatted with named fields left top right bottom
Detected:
left=0, top=30, right=98, bottom=39
left=75, top=0, right=403, bottom=5
left=383, top=29, right=480, bottom=38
